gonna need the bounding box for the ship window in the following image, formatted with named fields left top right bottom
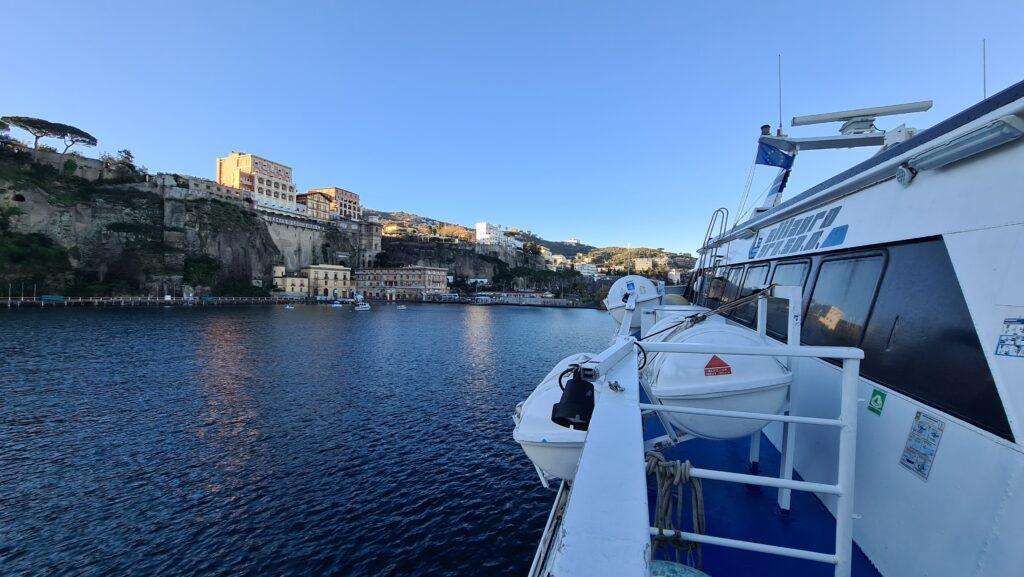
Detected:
left=766, top=260, right=810, bottom=340
left=802, top=255, right=884, bottom=347
left=718, top=267, right=744, bottom=306
left=859, top=238, right=1012, bottom=441
left=732, top=264, right=769, bottom=325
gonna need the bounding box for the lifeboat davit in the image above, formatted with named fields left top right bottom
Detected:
left=644, top=318, right=791, bottom=440
left=513, top=353, right=594, bottom=480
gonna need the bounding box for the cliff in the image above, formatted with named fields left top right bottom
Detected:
left=0, top=149, right=356, bottom=296
left=378, top=237, right=546, bottom=279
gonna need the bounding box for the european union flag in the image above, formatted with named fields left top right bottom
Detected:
left=756, top=141, right=795, bottom=169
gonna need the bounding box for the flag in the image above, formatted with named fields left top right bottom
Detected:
left=755, top=140, right=795, bottom=169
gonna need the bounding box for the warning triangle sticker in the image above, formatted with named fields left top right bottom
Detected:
left=704, top=355, right=732, bottom=376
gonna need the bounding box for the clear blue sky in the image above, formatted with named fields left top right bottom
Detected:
left=7, top=1, right=1022, bottom=252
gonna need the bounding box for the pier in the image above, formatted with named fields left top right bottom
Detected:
left=4, top=295, right=302, bottom=308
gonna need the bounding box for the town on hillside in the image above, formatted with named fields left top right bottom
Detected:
left=0, top=116, right=696, bottom=306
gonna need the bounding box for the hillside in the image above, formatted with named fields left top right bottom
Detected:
left=364, top=208, right=597, bottom=257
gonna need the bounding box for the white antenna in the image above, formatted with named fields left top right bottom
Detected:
left=983, top=39, right=988, bottom=99
left=777, top=54, right=783, bottom=136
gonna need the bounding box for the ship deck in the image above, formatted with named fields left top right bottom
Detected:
left=646, top=414, right=883, bottom=576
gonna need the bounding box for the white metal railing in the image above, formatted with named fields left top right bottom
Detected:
left=637, top=285, right=863, bottom=577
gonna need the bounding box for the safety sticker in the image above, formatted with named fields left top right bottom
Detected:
left=900, top=411, right=945, bottom=481
left=868, top=388, right=887, bottom=416
left=995, top=318, right=1024, bottom=357
left=704, top=355, right=732, bottom=376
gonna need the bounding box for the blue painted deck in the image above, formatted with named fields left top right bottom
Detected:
left=644, top=418, right=883, bottom=577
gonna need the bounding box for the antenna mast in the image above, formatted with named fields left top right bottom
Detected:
left=983, top=39, right=988, bottom=99
left=777, top=54, right=783, bottom=136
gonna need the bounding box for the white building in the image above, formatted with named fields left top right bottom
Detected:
left=565, top=237, right=581, bottom=246
left=475, top=221, right=523, bottom=249
left=577, top=263, right=598, bottom=277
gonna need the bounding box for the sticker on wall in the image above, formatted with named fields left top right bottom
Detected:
left=995, top=318, right=1024, bottom=357
left=900, top=411, right=945, bottom=481
left=868, top=388, right=887, bottom=416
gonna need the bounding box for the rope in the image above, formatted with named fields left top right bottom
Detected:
left=646, top=452, right=707, bottom=569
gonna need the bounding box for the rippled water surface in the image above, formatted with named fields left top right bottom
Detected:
left=0, top=304, right=611, bottom=576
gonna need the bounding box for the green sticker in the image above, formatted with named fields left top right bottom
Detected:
left=868, top=388, right=887, bottom=416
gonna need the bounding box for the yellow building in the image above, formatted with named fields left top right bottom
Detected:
left=217, top=152, right=299, bottom=214
left=383, top=222, right=418, bottom=237
left=308, top=186, right=362, bottom=221
left=301, top=264, right=352, bottom=298
left=272, top=265, right=310, bottom=295
left=296, top=190, right=333, bottom=221
left=354, top=266, right=448, bottom=301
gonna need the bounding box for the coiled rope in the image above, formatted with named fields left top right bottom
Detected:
left=646, top=452, right=707, bottom=569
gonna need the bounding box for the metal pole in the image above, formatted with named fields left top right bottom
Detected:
left=834, top=358, right=860, bottom=577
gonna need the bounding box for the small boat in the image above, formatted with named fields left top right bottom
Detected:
left=397, top=304, right=408, bottom=310
left=354, top=302, right=371, bottom=311
left=331, top=301, right=343, bottom=308
left=284, top=304, right=295, bottom=310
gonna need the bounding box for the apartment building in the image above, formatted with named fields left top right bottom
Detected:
left=217, top=152, right=299, bottom=214
left=272, top=264, right=351, bottom=298
left=301, top=264, right=352, bottom=298
left=353, top=266, right=448, bottom=301
left=307, top=187, right=362, bottom=221
left=296, top=190, right=333, bottom=221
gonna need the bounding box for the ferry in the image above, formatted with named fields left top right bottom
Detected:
left=354, top=302, right=371, bottom=311
left=513, top=79, right=1024, bottom=576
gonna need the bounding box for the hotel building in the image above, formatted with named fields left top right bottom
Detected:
left=296, top=190, right=333, bottom=221
left=272, top=264, right=352, bottom=298
left=216, top=152, right=299, bottom=214
left=353, top=266, right=448, bottom=301
left=308, top=187, right=362, bottom=221
left=301, top=264, right=352, bottom=298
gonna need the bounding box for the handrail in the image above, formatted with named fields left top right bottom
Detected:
left=639, top=341, right=863, bottom=360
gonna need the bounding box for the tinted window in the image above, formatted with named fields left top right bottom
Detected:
left=703, top=269, right=727, bottom=308
left=802, top=256, right=884, bottom=347
left=860, top=239, right=1012, bottom=441
left=719, top=267, right=744, bottom=306
left=733, top=265, right=769, bottom=325
left=766, top=261, right=809, bottom=340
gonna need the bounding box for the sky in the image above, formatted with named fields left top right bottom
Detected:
left=5, top=0, right=1023, bottom=252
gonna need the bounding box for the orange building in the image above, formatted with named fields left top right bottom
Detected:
left=217, top=152, right=299, bottom=214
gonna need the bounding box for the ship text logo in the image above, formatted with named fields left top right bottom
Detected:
left=749, top=205, right=847, bottom=259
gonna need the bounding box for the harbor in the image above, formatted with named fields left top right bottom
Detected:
left=4, top=2, right=1024, bottom=576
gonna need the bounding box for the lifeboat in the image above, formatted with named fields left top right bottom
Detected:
left=602, top=275, right=662, bottom=330
left=644, top=318, right=791, bottom=440
left=513, top=353, right=595, bottom=480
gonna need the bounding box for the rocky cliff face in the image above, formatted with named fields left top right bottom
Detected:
left=380, top=238, right=544, bottom=278
left=0, top=152, right=355, bottom=295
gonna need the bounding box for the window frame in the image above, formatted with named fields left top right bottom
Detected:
left=801, top=249, right=888, bottom=349
left=763, top=257, right=812, bottom=340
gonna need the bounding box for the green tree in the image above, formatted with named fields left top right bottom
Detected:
left=0, top=116, right=97, bottom=152
left=182, top=255, right=221, bottom=286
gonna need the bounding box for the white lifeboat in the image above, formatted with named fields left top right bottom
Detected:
left=513, top=353, right=594, bottom=481
left=603, top=275, right=662, bottom=330
left=644, top=320, right=791, bottom=440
